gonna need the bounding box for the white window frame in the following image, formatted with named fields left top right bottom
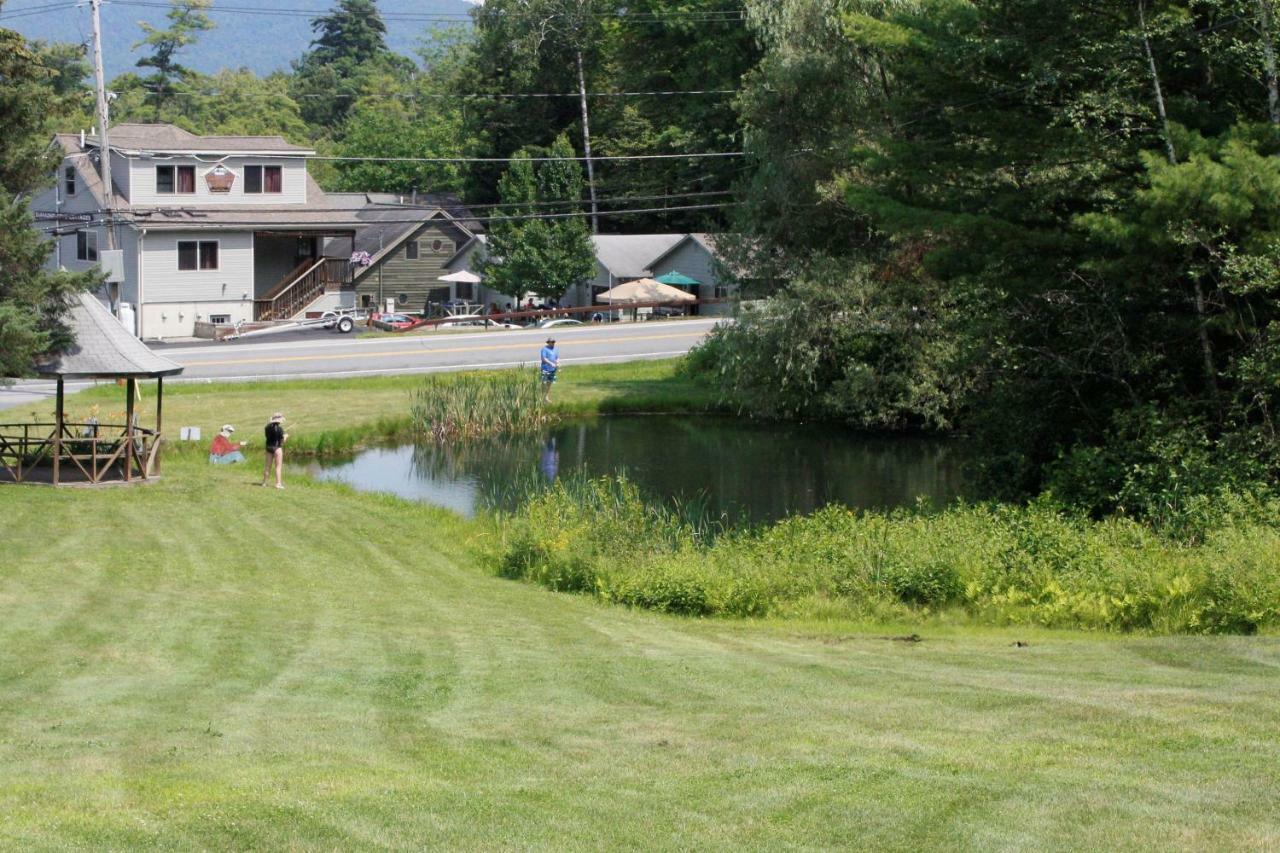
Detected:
left=76, top=229, right=97, bottom=262
left=406, top=239, right=420, bottom=260
left=208, top=313, right=231, bottom=325
left=177, top=239, right=220, bottom=272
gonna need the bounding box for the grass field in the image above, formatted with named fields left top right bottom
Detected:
left=35, top=359, right=720, bottom=454
left=2, top=370, right=1278, bottom=848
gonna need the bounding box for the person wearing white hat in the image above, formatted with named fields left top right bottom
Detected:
left=261, top=413, right=289, bottom=489
left=209, top=424, right=247, bottom=465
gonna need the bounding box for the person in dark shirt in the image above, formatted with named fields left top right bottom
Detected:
left=261, top=412, right=289, bottom=489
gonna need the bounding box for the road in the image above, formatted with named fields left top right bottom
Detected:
left=0, top=318, right=722, bottom=411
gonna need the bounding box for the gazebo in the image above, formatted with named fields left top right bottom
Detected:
left=0, top=292, right=183, bottom=485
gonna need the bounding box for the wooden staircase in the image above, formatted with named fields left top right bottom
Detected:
left=254, top=258, right=351, bottom=321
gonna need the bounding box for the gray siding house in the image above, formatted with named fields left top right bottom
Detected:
left=31, top=124, right=479, bottom=338
left=446, top=232, right=738, bottom=312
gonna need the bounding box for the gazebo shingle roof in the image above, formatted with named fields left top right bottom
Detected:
left=35, top=292, right=185, bottom=379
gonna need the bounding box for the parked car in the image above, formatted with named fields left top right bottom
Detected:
left=371, top=313, right=417, bottom=331
left=538, top=318, right=584, bottom=329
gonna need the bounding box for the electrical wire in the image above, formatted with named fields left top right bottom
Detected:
left=31, top=201, right=738, bottom=232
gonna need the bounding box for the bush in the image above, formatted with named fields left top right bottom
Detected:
left=494, top=475, right=1280, bottom=634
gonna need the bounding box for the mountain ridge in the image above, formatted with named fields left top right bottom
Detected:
left=2, top=0, right=475, bottom=78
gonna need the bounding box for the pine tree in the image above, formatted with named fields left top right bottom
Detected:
left=133, top=0, right=214, bottom=121
left=0, top=28, right=99, bottom=378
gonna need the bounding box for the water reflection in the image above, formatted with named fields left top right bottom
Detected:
left=310, top=415, right=966, bottom=525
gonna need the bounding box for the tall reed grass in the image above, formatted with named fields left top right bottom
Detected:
left=495, top=476, right=1280, bottom=633
left=410, top=370, right=553, bottom=442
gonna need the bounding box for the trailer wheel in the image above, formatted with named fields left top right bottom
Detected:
left=336, top=316, right=355, bottom=334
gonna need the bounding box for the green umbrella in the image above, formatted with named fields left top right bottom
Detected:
left=654, top=270, right=702, bottom=287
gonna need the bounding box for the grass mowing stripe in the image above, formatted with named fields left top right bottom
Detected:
left=1, top=377, right=1278, bottom=848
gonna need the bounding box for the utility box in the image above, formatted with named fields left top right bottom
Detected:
left=98, top=249, right=125, bottom=283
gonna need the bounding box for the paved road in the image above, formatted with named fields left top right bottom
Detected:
left=0, top=318, right=722, bottom=411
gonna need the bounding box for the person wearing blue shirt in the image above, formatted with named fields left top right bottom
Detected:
left=540, top=337, right=559, bottom=402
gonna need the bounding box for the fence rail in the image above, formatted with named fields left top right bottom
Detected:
left=255, top=258, right=351, bottom=322
left=0, top=421, right=161, bottom=485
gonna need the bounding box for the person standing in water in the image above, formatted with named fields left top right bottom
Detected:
left=540, top=337, right=559, bottom=402
left=261, top=412, right=289, bottom=489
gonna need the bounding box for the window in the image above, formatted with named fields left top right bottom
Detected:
left=157, top=165, right=195, bottom=194
left=455, top=282, right=473, bottom=300
left=405, top=240, right=419, bottom=260
left=244, top=165, right=283, bottom=194
left=76, top=229, right=97, bottom=262
left=64, top=165, right=76, bottom=197
left=431, top=239, right=445, bottom=253
left=209, top=314, right=231, bottom=325
left=177, top=240, right=219, bottom=271
left=714, top=283, right=732, bottom=299
left=397, top=292, right=409, bottom=305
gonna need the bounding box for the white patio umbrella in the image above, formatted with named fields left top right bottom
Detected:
left=595, top=278, right=697, bottom=304
left=438, top=270, right=482, bottom=283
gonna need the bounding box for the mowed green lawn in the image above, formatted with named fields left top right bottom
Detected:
left=2, top=454, right=1279, bottom=849
left=38, top=360, right=720, bottom=454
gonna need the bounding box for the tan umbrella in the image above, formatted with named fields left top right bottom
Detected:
left=596, top=278, right=697, bottom=304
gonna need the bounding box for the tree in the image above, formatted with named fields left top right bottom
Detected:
left=329, top=101, right=465, bottom=194
left=133, top=0, right=215, bottom=120
left=480, top=135, right=596, bottom=302
left=290, top=0, right=411, bottom=128
left=308, top=0, right=390, bottom=67
left=0, top=28, right=99, bottom=378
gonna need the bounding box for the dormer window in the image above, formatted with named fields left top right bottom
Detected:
left=157, top=165, right=195, bottom=194
left=244, top=165, right=282, bottom=194
left=64, top=165, right=76, bottom=197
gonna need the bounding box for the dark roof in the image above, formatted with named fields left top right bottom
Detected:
left=35, top=292, right=184, bottom=379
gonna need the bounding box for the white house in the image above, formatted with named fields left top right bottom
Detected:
left=32, top=124, right=475, bottom=339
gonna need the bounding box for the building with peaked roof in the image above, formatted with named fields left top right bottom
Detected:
left=31, top=124, right=480, bottom=338
left=444, top=232, right=739, bottom=314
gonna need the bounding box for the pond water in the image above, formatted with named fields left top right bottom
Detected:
left=308, top=415, right=966, bottom=526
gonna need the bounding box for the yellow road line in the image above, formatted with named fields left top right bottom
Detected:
left=180, top=330, right=710, bottom=368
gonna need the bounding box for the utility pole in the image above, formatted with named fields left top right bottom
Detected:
left=90, top=0, right=116, bottom=249
left=90, top=0, right=121, bottom=316
left=575, top=50, right=599, bottom=234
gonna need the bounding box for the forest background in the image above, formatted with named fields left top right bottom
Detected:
left=5, top=0, right=1280, bottom=530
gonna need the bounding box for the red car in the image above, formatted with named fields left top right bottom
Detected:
left=371, top=313, right=418, bottom=331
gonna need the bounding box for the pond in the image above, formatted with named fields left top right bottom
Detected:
left=308, top=415, right=966, bottom=526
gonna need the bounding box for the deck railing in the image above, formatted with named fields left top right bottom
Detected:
left=254, top=258, right=351, bottom=322
left=0, top=421, right=162, bottom=485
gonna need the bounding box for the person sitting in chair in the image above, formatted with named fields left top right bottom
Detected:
left=209, top=424, right=247, bottom=464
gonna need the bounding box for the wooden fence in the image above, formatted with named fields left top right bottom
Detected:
left=0, top=421, right=162, bottom=485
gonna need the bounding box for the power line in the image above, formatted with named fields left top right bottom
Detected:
left=307, top=151, right=746, bottom=164
left=33, top=201, right=737, bottom=232
left=104, top=0, right=747, bottom=24
left=143, top=86, right=740, bottom=100
left=0, top=1, right=80, bottom=21
left=100, top=145, right=745, bottom=164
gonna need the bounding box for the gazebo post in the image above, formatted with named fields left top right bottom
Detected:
left=125, top=377, right=136, bottom=482
left=154, top=376, right=164, bottom=475
left=53, top=378, right=64, bottom=486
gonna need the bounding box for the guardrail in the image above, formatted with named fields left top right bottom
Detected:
left=384, top=298, right=727, bottom=332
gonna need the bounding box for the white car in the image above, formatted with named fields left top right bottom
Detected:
left=537, top=318, right=584, bottom=329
